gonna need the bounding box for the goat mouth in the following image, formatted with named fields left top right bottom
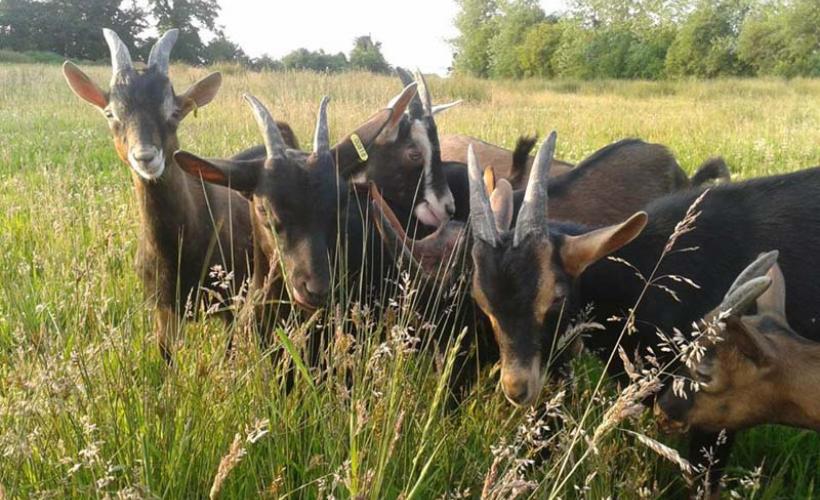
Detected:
left=654, top=405, right=689, bottom=434
left=291, top=289, right=323, bottom=311
left=129, top=152, right=165, bottom=180
left=414, top=201, right=445, bottom=228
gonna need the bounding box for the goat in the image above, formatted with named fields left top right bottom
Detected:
left=440, top=133, right=574, bottom=185
left=463, top=136, right=820, bottom=493
left=346, top=69, right=455, bottom=229
left=442, top=137, right=726, bottom=226
left=173, top=86, right=420, bottom=338
left=62, top=28, right=296, bottom=361
left=657, top=254, right=820, bottom=433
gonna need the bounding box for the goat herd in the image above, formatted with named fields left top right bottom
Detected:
left=60, top=28, right=819, bottom=495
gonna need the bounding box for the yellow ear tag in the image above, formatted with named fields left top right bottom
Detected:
left=351, top=133, right=368, bottom=162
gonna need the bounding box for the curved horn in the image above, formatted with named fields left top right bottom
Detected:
left=513, top=131, right=556, bottom=247
left=432, top=100, right=463, bottom=115
left=147, top=28, right=179, bottom=75
left=725, top=251, right=779, bottom=299
left=102, top=28, right=133, bottom=82
left=721, top=276, right=772, bottom=317
left=413, top=69, right=433, bottom=117
left=243, top=94, right=288, bottom=157
left=313, top=96, right=330, bottom=154
left=468, top=145, right=500, bottom=246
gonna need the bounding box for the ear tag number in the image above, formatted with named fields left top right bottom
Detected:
left=351, top=133, right=368, bottom=162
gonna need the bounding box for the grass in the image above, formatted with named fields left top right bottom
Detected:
left=1, top=63, right=819, bottom=499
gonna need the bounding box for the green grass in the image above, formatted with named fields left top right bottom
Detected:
left=1, top=64, right=819, bottom=499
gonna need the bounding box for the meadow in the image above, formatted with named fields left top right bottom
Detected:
left=1, top=63, right=819, bottom=498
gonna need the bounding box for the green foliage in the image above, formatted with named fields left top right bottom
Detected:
left=738, top=0, right=820, bottom=78
left=518, top=20, right=565, bottom=77
left=0, top=0, right=145, bottom=61
left=204, top=35, right=249, bottom=66
left=488, top=0, right=544, bottom=78
left=451, top=0, right=499, bottom=77
left=349, top=35, right=390, bottom=74
left=281, top=48, right=348, bottom=73
left=452, top=0, right=818, bottom=79
left=665, top=0, right=752, bottom=78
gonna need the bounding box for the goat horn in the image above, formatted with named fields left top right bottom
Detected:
left=243, top=94, right=288, bottom=157
left=432, top=100, right=462, bottom=115
left=397, top=67, right=424, bottom=119
left=468, top=145, right=500, bottom=246
left=720, top=276, right=772, bottom=317
left=147, top=28, right=179, bottom=75
left=513, top=131, right=555, bottom=247
left=725, top=250, right=779, bottom=299
left=413, top=68, right=433, bottom=117
left=102, top=28, right=133, bottom=83
left=313, top=96, right=330, bottom=154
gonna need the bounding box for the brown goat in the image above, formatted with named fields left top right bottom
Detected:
left=657, top=254, right=820, bottom=433
left=63, top=29, right=297, bottom=361
left=440, top=133, right=574, bottom=185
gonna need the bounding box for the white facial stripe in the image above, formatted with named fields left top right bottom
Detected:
left=162, top=89, right=176, bottom=121
left=410, top=120, right=454, bottom=225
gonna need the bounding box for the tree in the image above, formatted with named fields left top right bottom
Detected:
left=451, top=0, right=499, bottom=77
left=349, top=35, right=390, bottom=74
left=0, top=0, right=145, bottom=60
left=488, top=0, right=544, bottom=78
left=738, top=0, right=820, bottom=77
left=204, top=34, right=248, bottom=65
left=281, top=48, right=348, bottom=73
left=665, top=0, right=752, bottom=78
left=517, top=20, right=564, bottom=77
left=148, top=0, right=221, bottom=64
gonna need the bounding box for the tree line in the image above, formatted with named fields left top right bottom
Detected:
left=451, top=0, right=819, bottom=79
left=0, top=0, right=391, bottom=73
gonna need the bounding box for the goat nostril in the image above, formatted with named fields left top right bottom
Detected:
left=133, top=149, right=157, bottom=162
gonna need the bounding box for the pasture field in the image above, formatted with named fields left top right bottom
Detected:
left=1, top=63, right=820, bottom=498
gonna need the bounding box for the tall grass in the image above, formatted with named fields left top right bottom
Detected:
left=1, top=64, right=819, bottom=498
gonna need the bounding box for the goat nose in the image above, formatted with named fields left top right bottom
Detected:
left=132, top=148, right=157, bottom=162
left=503, top=378, right=531, bottom=406
left=304, top=279, right=328, bottom=303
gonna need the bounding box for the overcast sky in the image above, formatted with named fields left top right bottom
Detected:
left=220, top=0, right=569, bottom=75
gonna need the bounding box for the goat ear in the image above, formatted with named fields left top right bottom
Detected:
left=756, top=263, right=787, bottom=318
left=178, top=72, right=222, bottom=120
left=490, top=179, right=513, bottom=232
left=561, top=212, right=648, bottom=277
left=173, top=150, right=261, bottom=193
left=63, top=61, right=108, bottom=109
left=377, top=82, right=417, bottom=143
left=725, top=316, right=772, bottom=366
left=483, top=166, right=495, bottom=194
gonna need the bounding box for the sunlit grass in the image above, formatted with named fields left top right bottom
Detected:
left=0, top=64, right=819, bottom=498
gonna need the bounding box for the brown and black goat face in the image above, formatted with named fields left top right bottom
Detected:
left=468, top=133, right=648, bottom=406
left=357, top=70, right=455, bottom=229
left=175, top=96, right=342, bottom=310
left=63, top=28, right=221, bottom=181
left=657, top=252, right=788, bottom=433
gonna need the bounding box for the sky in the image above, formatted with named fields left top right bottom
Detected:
left=220, top=0, right=569, bottom=75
